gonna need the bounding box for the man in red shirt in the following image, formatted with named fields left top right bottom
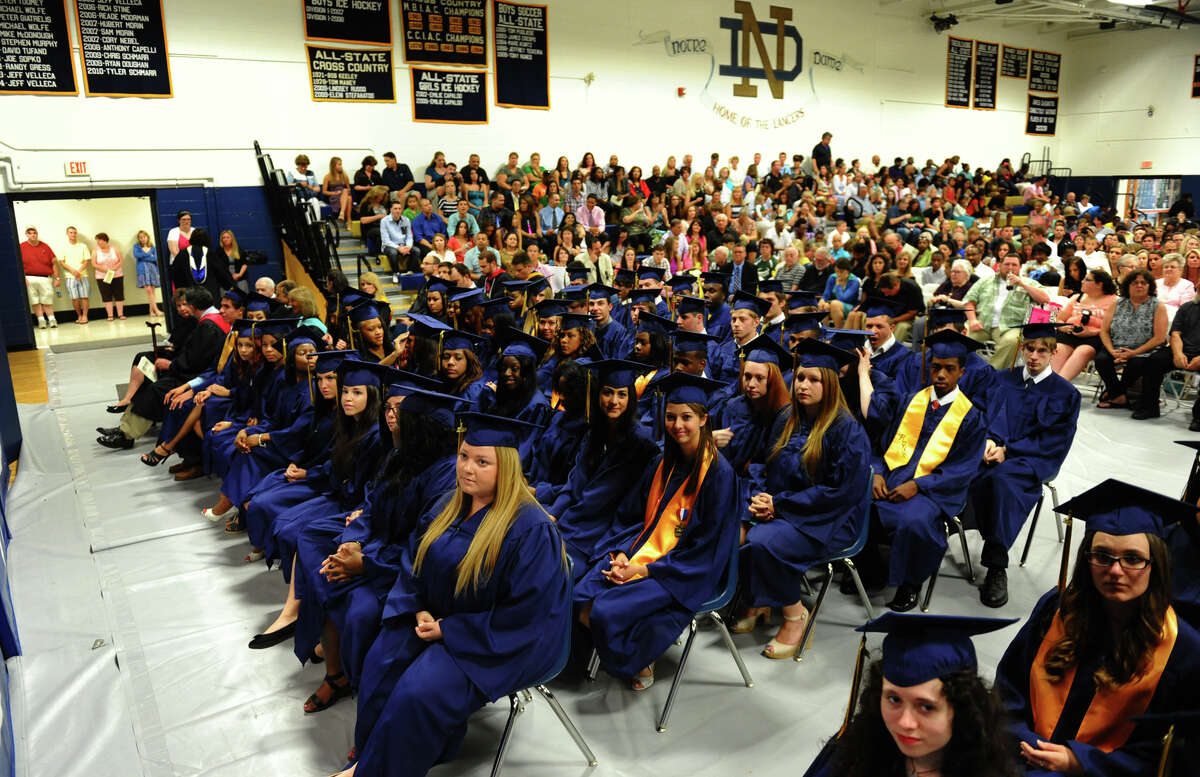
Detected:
left=20, top=227, right=59, bottom=328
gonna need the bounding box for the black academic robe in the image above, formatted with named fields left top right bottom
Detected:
left=130, top=316, right=226, bottom=421
left=169, top=245, right=235, bottom=299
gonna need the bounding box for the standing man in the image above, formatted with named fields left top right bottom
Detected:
left=59, top=226, right=91, bottom=325
left=20, top=226, right=59, bottom=328
left=963, top=252, right=1050, bottom=368
left=965, top=323, right=1079, bottom=608
left=811, top=131, right=833, bottom=176
left=380, top=201, right=414, bottom=282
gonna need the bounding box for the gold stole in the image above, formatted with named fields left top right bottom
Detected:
left=882, top=387, right=973, bottom=478
left=1030, top=607, right=1178, bottom=752
left=625, top=450, right=713, bottom=578
left=634, top=368, right=660, bottom=400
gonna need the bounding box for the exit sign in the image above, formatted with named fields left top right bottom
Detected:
left=1141, top=161, right=1153, bottom=169
left=64, top=161, right=89, bottom=176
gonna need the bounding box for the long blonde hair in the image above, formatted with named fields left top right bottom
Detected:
left=414, top=445, right=558, bottom=596
left=219, top=229, right=241, bottom=259
left=768, top=365, right=848, bottom=477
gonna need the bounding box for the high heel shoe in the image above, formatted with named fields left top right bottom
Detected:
left=140, top=444, right=174, bottom=466
left=730, top=607, right=771, bottom=634
left=202, top=505, right=238, bottom=522
left=762, top=610, right=810, bottom=660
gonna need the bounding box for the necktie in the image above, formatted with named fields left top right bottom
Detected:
left=731, top=265, right=742, bottom=294
left=1024, top=377, right=1035, bottom=390
left=931, top=400, right=940, bottom=411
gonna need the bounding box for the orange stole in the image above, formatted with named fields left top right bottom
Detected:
left=625, top=450, right=714, bottom=579
left=634, top=368, right=661, bottom=400
left=1030, top=607, right=1179, bottom=752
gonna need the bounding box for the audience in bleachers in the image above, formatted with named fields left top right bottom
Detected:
left=88, top=142, right=1200, bottom=777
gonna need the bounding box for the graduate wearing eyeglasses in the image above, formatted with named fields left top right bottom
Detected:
left=995, top=480, right=1200, bottom=777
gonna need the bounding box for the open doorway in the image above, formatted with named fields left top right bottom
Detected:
left=11, top=192, right=164, bottom=352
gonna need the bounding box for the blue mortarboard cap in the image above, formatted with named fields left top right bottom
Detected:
left=233, top=318, right=261, bottom=337
left=637, top=311, right=676, bottom=336
left=499, top=326, right=551, bottom=361
left=1016, top=322, right=1060, bottom=340
left=398, top=388, right=468, bottom=428
left=243, top=291, right=279, bottom=314
left=700, top=271, right=731, bottom=292
left=480, top=296, right=513, bottom=319
left=501, top=278, right=535, bottom=294
left=647, top=370, right=725, bottom=407
left=280, top=325, right=321, bottom=352
left=222, top=287, right=246, bottom=306
left=785, top=290, right=822, bottom=310
left=856, top=613, right=1018, bottom=687
left=340, top=290, right=370, bottom=310
left=558, top=287, right=588, bottom=304
left=526, top=276, right=550, bottom=296
left=672, top=330, right=719, bottom=354
left=739, top=333, right=791, bottom=366
left=387, top=368, right=443, bottom=398
left=927, top=306, right=968, bottom=328
left=585, top=282, right=618, bottom=300
left=442, top=329, right=485, bottom=352
left=338, top=357, right=394, bottom=388
left=256, top=317, right=302, bottom=337
left=406, top=313, right=452, bottom=341
left=314, top=349, right=356, bottom=374
left=925, top=328, right=984, bottom=360
left=348, top=300, right=384, bottom=325
left=824, top=328, right=873, bottom=351
left=666, top=275, right=698, bottom=295
left=637, top=265, right=666, bottom=283
left=758, top=279, right=784, bottom=295
left=614, top=268, right=638, bottom=286
left=560, top=312, right=595, bottom=332
left=458, top=411, right=544, bottom=449
left=862, top=297, right=905, bottom=320
left=449, top=288, right=486, bottom=311
left=792, top=337, right=857, bottom=372
left=628, top=288, right=660, bottom=306
left=567, top=266, right=591, bottom=281
left=1053, top=478, right=1198, bottom=537
left=673, top=295, right=707, bottom=317
left=785, top=311, right=828, bottom=334
left=585, top=358, right=647, bottom=389
left=533, top=299, right=568, bottom=318
left=398, top=273, right=428, bottom=292
left=730, top=290, right=771, bottom=317
left=424, top=278, right=451, bottom=297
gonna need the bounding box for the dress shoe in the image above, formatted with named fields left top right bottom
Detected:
left=761, top=611, right=810, bottom=659
left=96, top=426, right=120, bottom=436
left=97, top=432, right=133, bottom=450
left=168, top=461, right=189, bottom=474
left=173, top=465, right=203, bottom=481
left=980, top=568, right=1009, bottom=608
left=106, top=404, right=127, bottom=414
left=1189, top=420, right=1200, bottom=433
left=886, top=583, right=921, bottom=612
left=248, top=621, right=295, bottom=649
left=1131, top=408, right=1160, bottom=420
left=730, top=607, right=770, bottom=634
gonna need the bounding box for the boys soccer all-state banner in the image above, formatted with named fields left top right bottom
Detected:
left=493, top=0, right=548, bottom=109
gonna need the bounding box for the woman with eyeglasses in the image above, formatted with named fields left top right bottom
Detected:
left=995, top=479, right=1200, bottom=777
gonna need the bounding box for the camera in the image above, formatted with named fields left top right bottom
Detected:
left=1079, top=310, right=1092, bottom=326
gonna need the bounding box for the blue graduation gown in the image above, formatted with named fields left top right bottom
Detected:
left=897, top=351, right=997, bottom=413
left=476, top=389, right=551, bottom=470
left=870, top=388, right=987, bottom=586
left=713, top=396, right=788, bottom=477
left=706, top=302, right=731, bottom=341
left=528, top=412, right=588, bottom=500
left=711, top=336, right=753, bottom=387
left=870, top=340, right=917, bottom=382
left=594, top=319, right=631, bottom=359
left=996, top=588, right=1200, bottom=777
left=967, top=368, right=1080, bottom=559
left=352, top=502, right=569, bottom=777
left=242, top=412, right=336, bottom=549
left=221, top=380, right=319, bottom=504
left=201, top=362, right=275, bottom=477
left=741, top=410, right=872, bottom=607
left=574, top=453, right=738, bottom=678
left=1167, top=522, right=1200, bottom=630
left=613, top=299, right=633, bottom=330
left=293, top=455, right=458, bottom=683
left=839, top=369, right=901, bottom=454
left=544, top=427, right=660, bottom=577
left=535, top=354, right=561, bottom=395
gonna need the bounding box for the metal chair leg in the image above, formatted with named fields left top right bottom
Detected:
left=535, top=685, right=598, bottom=767
left=794, top=562, right=833, bottom=662
left=841, top=559, right=875, bottom=620
left=921, top=569, right=938, bottom=613
left=657, top=618, right=699, bottom=733
left=707, top=611, right=754, bottom=686
left=1047, top=483, right=1063, bottom=542
left=490, top=693, right=525, bottom=777
left=952, top=517, right=975, bottom=583
left=1020, top=491, right=1045, bottom=567
left=585, top=648, right=600, bottom=682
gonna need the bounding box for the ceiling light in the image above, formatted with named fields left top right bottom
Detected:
left=1106, top=0, right=1154, bottom=6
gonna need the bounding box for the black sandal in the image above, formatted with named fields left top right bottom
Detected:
left=224, top=512, right=246, bottom=534
left=304, top=672, right=351, bottom=714
left=141, top=444, right=174, bottom=466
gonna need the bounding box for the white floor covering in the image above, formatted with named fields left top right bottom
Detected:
left=5, top=343, right=1197, bottom=777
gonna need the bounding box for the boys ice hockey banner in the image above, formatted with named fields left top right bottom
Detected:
left=303, top=0, right=391, bottom=46
left=411, top=66, right=487, bottom=123
left=400, top=0, right=486, bottom=67
left=493, top=0, right=548, bottom=109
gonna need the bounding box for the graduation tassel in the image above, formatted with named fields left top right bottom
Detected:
left=455, top=420, right=466, bottom=449
left=838, top=635, right=869, bottom=739
left=216, top=328, right=237, bottom=372
left=437, top=330, right=445, bottom=368
left=920, top=334, right=927, bottom=385
left=1009, top=334, right=1023, bottom=370
left=585, top=370, right=591, bottom=425
left=1155, top=723, right=1175, bottom=777
left=655, top=388, right=664, bottom=444
left=306, top=361, right=314, bottom=404
left=1057, top=512, right=1074, bottom=593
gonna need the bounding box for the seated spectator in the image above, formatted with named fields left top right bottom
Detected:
left=323, top=157, right=352, bottom=226
left=1113, top=253, right=1139, bottom=286
left=463, top=231, right=501, bottom=281
left=916, top=246, right=947, bottom=288
left=351, top=155, right=382, bottom=206
left=820, top=258, right=860, bottom=328
left=1057, top=256, right=1088, bottom=300
left=410, top=198, right=445, bottom=259
left=863, top=272, right=923, bottom=344
left=964, top=252, right=1049, bottom=368
left=1051, top=268, right=1117, bottom=381
left=1157, top=253, right=1195, bottom=324
left=379, top=151, right=415, bottom=203
left=380, top=201, right=413, bottom=280
left=1122, top=290, right=1200, bottom=424
left=1095, top=269, right=1168, bottom=410
left=446, top=199, right=479, bottom=239
left=996, top=480, right=1200, bottom=777
left=798, top=246, right=834, bottom=295
left=477, top=191, right=514, bottom=234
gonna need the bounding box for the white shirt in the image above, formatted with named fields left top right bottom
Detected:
left=973, top=262, right=996, bottom=282
left=991, top=282, right=1012, bottom=327
left=1022, top=365, right=1053, bottom=385
left=871, top=335, right=897, bottom=357
left=1081, top=250, right=1108, bottom=272
left=931, top=386, right=959, bottom=407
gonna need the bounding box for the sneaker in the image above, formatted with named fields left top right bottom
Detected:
left=980, top=568, right=1009, bottom=608
left=38, top=318, right=47, bottom=329
left=392, top=273, right=400, bottom=285
left=48, top=317, right=57, bottom=328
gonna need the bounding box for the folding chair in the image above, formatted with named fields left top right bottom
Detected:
left=920, top=514, right=975, bottom=613
left=491, top=570, right=596, bottom=776
left=1019, top=479, right=1063, bottom=566
left=794, top=477, right=876, bottom=662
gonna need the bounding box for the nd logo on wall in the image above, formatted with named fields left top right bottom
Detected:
left=718, top=2, right=803, bottom=100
